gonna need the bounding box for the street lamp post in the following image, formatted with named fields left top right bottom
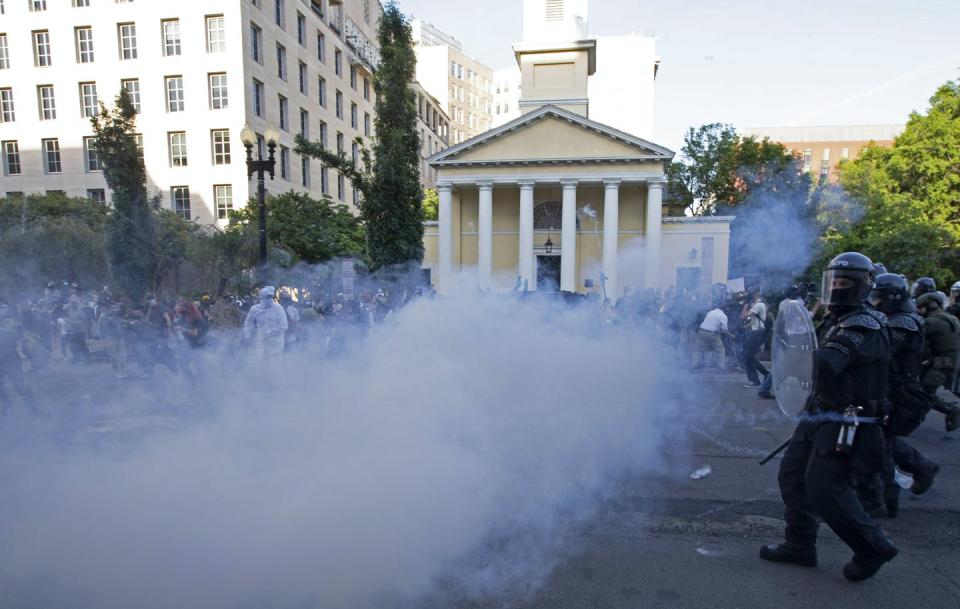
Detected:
left=240, top=124, right=280, bottom=267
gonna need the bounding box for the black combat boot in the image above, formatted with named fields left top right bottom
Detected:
left=946, top=405, right=960, bottom=432
left=911, top=462, right=941, bottom=495
left=759, top=543, right=817, bottom=567
left=842, top=541, right=899, bottom=582
left=884, top=486, right=900, bottom=518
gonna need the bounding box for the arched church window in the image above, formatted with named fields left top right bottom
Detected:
left=534, top=201, right=579, bottom=230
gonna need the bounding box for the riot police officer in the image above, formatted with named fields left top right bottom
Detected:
left=859, top=274, right=938, bottom=517
left=912, top=277, right=936, bottom=299
left=916, top=291, right=960, bottom=431
left=761, top=252, right=898, bottom=582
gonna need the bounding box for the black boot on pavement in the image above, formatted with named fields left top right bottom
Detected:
left=759, top=543, right=817, bottom=567
left=911, top=462, right=941, bottom=495
left=842, top=542, right=898, bottom=582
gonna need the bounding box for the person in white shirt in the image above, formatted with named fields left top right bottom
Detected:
left=696, top=304, right=729, bottom=369
left=244, top=287, right=288, bottom=362
left=740, top=290, right=769, bottom=386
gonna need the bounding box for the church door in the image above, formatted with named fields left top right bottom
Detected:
left=536, top=255, right=562, bottom=292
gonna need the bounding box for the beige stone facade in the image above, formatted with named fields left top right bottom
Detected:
left=413, top=82, right=450, bottom=189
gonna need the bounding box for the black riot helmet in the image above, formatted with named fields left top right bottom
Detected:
left=917, top=291, right=948, bottom=316
left=869, top=273, right=913, bottom=314
left=872, top=262, right=888, bottom=276
left=821, top=252, right=874, bottom=307
left=912, top=277, right=936, bottom=299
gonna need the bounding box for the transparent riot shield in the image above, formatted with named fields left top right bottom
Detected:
left=771, top=299, right=817, bottom=417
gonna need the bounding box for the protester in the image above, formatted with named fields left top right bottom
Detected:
left=0, top=302, right=37, bottom=415
left=740, top=289, right=769, bottom=387
left=244, top=287, right=288, bottom=362
left=695, top=301, right=728, bottom=369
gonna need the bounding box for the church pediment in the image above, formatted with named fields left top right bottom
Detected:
left=428, top=105, right=674, bottom=167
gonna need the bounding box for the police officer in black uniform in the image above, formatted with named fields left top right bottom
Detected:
left=912, top=277, right=936, bottom=299
left=761, top=252, right=898, bottom=582
left=860, top=273, right=939, bottom=517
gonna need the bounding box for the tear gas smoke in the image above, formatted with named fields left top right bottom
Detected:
left=0, top=292, right=687, bottom=609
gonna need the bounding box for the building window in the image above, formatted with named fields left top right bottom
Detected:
left=72, top=0, right=90, bottom=4
left=118, top=23, right=137, bottom=59
left=278, top=94, right=288, bottom=130
left=30, top=1, right=46, bottom=12
left=299, top=108, right=309, bottom=138
left=274, top=0, right=285, bottom=29
left=318, top=120, right=328, bottom=149
left=33, top=30, right=51, bottom=67
left=250, top=22, right=263, bottom=63
left=320, top=166, right=328, bottom=194
left=279, top=145, right=289, bottom=180
left=134, top=133, right=144, bottom=161
left=252, top=78, right=264, bottom=117
left=42, top=138, right=61, bottom=173
left=351, top=141, right=359, bottom=165
left=0, top=87, right=14, bottom=122
left=75, top=27, right=94, bottom=63
left=83, top=136, right=101, bottom=171
left=2, top=141, right=20, bottom=175
left=802, top=149, right=812, bottom=172
left=296, top=12, right=306, bottom=46
left=206, top=15, right=225, bottom=53
left=545, top=0, right=564, bottom=21
left=172, top=186, right=191, bottom=219
left=37, top=84, right=56, bottom=120
left=317, top=31, right=325, bottom=63
left=363, top=112, right=370, bottom=137
left=161, top=19, right=181, bottom=56
left=168, top=131, right=188, bottom=166
left=336, top=131, right=344, bottom=154
left=0, top=35, right=9, bottom=70
left=363, top=77, right=370, bottom=101
left=166, top=76, right=184, bottom=112
left=301, top=156, right=310, bottom=187
left=209, top=73, right=228, bottom=109
left=349, top=65, right=357, bottom=90
left=334, top=48, right=342, bottom=76
left=215, top=184, right=232, bottom=219
left=79, top=82, right=98, bottom=117
left=318, top=77, right=326, bottom=107
left=211, top=129, right=231, bottom=165
left=335, top=89, right=342, bottom=119
left=87, top=189, right=106, bottom=204
left=337, top=172, right=344, bottom=201
left=841, top=148, right=850, bottom=161
left=820, top=149, right=831, bottom=177
left=298, top=61, right=307, bottom=94
left=276, top=43, right=287, bottom=80
left=350, top=102, right=358, bottom=128
left=122, top=78, right=140, bottom=112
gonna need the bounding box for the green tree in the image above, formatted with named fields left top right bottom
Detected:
left=0, top=193, right=109, bottom=293
left=227, top=192, right=366, bottom=264
left=92, top=89, right=157, bottom=301
left=422, top=188, right=439, bottom=221
left=296, top=1, right=423, bottom=269
left=668, top=123, right=799, bottom=216
left=831, top=79, right=960, bottom=284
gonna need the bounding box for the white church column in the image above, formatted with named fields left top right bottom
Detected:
left=645, top=180, right=664, bottom=289
left=560, top=179, right=578, bottom=292
left=438, top=182, right=453, bottom=291
left=477, top=181, right=493, bottom=289
left=602, top=179, right=620, bottom=300
left=518, top=181, right=535, bottom=291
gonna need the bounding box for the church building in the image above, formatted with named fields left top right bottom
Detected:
left=421, top=0, right=731, bottom=299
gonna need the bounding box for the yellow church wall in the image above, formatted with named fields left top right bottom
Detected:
left=519, top=50, right=590, bottom=113
left=454, top=117, right=641, bottom=161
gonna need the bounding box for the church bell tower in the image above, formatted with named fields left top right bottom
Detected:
left=513, top=0, right=597, bottom=118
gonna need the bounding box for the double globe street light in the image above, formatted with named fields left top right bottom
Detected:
left=239, top=124, right=281, bottom=267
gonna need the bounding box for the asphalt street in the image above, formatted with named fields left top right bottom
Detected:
left=3, top=360, right=958, bottom=609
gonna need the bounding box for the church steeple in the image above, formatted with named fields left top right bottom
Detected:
left=513, top=0, right=597, bottom=118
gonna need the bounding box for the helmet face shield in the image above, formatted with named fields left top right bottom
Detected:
left=822, top=269, right=869, bottom=307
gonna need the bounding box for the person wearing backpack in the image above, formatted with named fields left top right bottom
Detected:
left=740, top=289, right=769, bottom=387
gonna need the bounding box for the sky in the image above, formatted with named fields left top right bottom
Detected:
left=397, top=0, right=960, bottom=151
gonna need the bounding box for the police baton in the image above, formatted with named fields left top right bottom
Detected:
left=758, top=438, right=791, bottom=466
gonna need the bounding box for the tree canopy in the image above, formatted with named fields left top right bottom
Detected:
left=826, top=80, right=960, bottom=284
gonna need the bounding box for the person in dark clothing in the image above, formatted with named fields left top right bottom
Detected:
left=855, top=273, right=938, bottom=517
left=173, top=300, right=207, bottom=386
left=740, top=290, right=769, bottom=387
left=916, top=291, right=960, bottom=432
left=761, top=252, right=898, bottom=582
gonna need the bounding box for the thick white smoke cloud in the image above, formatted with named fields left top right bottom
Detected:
left=0, top=293, right=687, bottom=609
